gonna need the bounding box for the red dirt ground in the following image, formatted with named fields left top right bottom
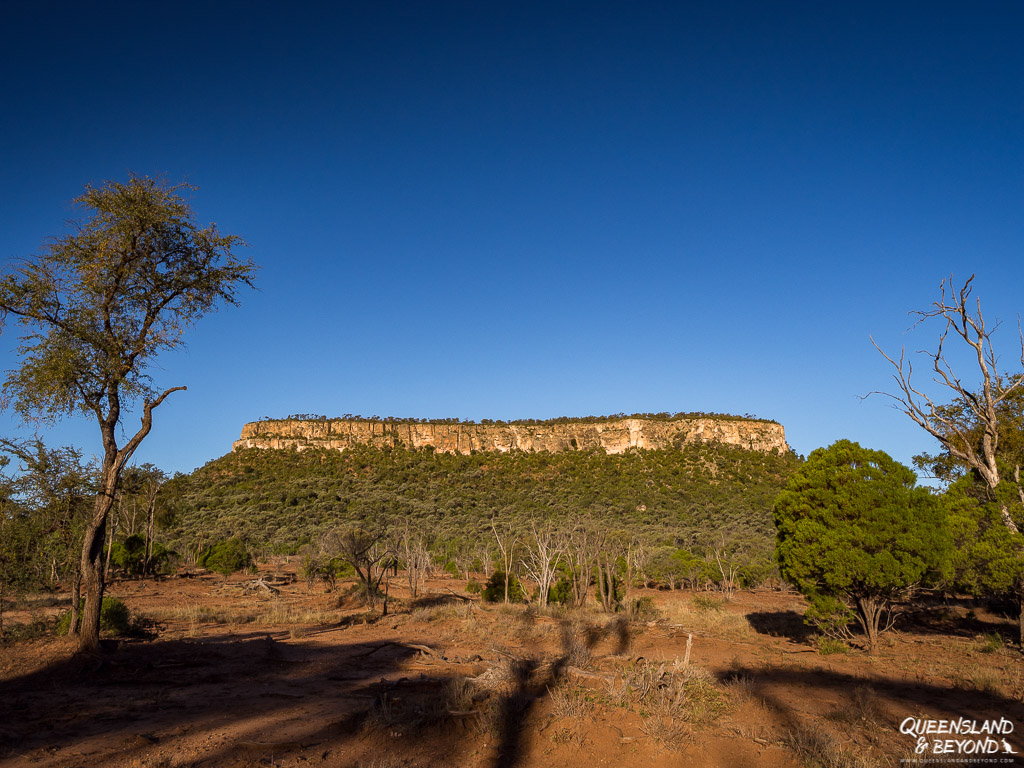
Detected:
left=1, top=563, right=1022, bottom=768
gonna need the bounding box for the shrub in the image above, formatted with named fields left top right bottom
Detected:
left=628, top=596, right=660, bottom=621
left=198, top=538, right=254, bottom=576
left=692, top=594, right=724, bottom=612
left=549, top=576, right=575, bottom=606
left=300, top=553, right=354, bottom=590
left=978, top=632, right=1004, bottom=654
left=108, top=534, right=147, bottom=575
left=816, top=636, right=849, bottom=656
left=335, top=581, right=385, bottom=609
left=109, top=535, right=177, bottom=576
left=481, top=571, right=526, bottom=603
left=595, top=571, right=625, bottom=610
left=465, top=578, right=482, bottom=594
left=57, top=596, right=133, bottom=636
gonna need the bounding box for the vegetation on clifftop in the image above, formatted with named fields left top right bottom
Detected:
left=257, top=411, right=781, bottom=426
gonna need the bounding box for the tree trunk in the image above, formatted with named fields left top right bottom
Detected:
left=855, top=596, right=884, bottom=654
left=1019, top=584, right=1024, bottom=647
left=103, top=510, right=117, bottom=581
left=76, top=386, right=184, bottom=653
left=143, top=499, right=155, bottom=580
left=596, top=556, right=617, bottom=613
left=69, top=570, right=82, bottom=636
left=79, top=520, right=107, bottom=653
left=79, top=463, right=119, bottom=653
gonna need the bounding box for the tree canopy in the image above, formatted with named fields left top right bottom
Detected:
left=774, top=439, right=949, bottom=651
left=0, top=175, right=254, bottom=424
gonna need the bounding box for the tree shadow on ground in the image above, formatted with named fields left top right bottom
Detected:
left=898, top=597, right=1020, bottom=641
left=409, top=593, right=472, bottom=610
left=716, top=664, right=1024, bottom=764
left=0, top=631, right=425, bottom=767
left=746, top=610, right=813, bottom=644
left=0, top=611, right=619, bottom=768
left=747, top=601, right=1020, bottom=649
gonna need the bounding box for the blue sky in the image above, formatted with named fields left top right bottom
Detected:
left=1, top=1, right=1022, bottom=477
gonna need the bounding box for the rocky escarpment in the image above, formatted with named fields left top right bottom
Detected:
left=233, top=416, right=788, bottom=455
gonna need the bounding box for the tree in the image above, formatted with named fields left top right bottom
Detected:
left=520, top=520, right=563, bottom=608
left=0, top=438, right=95, bottom=635
left=562, top=519, right=605, bottom=609
left=396, top=522, right=432, bottom=599
left=774, top=440, right=949, bottom=652
left=323, top=526, right=394, bottom=611
left=0, top=175, right=255, bottom=652
left=109, top=463, right=167, bottom=579
left=943, top=479, right=1024, bottom=600
left=490, top=517, right=521, bottom=604
left=197, top=538, right=253, bottom=576
left=872, top=274, right=1024, bottom=642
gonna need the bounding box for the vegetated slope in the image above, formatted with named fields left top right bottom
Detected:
left=164, top=443, right=801, bottom=558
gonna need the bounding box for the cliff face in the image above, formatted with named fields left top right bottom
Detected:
left=233, top=417, right=788, bottom=455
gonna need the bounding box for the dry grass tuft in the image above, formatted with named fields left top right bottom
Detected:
left=975, top=632, right=1004, bottom=654
left=785, top=722, right=879, bottom=768
left=605, top=658, right=728, bottom=751
left=548, top=683, right=596, bottom=721
left=721, top=673, right=759, bottom=707
left=827, top=685, right=886, bottom=728
left=661, top=597, right=754, bottom=640
left=951, top=665, right=1003, bottom=696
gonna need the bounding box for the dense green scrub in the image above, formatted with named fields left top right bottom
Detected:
left=164, top=443, right=800, bottom=559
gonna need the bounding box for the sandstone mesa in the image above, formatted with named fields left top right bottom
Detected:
left=233, top=416, right=788, bottom=455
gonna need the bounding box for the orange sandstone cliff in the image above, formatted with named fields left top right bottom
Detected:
left=233, top=416, right=788, bottom=455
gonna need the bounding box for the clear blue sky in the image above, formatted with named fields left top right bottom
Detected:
left=1, top=1, right=1022, bottom=478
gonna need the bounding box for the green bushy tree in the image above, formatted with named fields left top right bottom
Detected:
left=482, top=571, right=526, bottom=603
left=774, top=440, right=949, bottom=652
left=108, top=534, right=175, bottom=576
left=0, top=440, right=95, bottom=636
left=198, top=538, right=253, bottom=576
left=944, top=479, right=1024, bottom=598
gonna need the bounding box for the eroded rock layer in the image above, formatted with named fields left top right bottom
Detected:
left=233, top=417, right=788, bottom=455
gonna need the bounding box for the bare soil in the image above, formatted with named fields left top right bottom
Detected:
left=1, top=564, right=1022, bottom=768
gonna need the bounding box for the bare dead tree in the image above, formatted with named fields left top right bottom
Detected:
left=564, top=520, right=606, bottom=609
left=712, top=547, right=738, bottom=602
left=474, top=539, right=494, bottom=578
left=624, top=537, right=648, bottom=600
left=520, top=521, right=563, bottom=609
left=397, top=524, right=432, bottom=599
left=141, top=476, right=161, bottom=579
left=872, top=273, right=1024, bottom=641
left=872, top=275, right=1024, bottom=515
left=490, top=517, right=521, bottom=603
